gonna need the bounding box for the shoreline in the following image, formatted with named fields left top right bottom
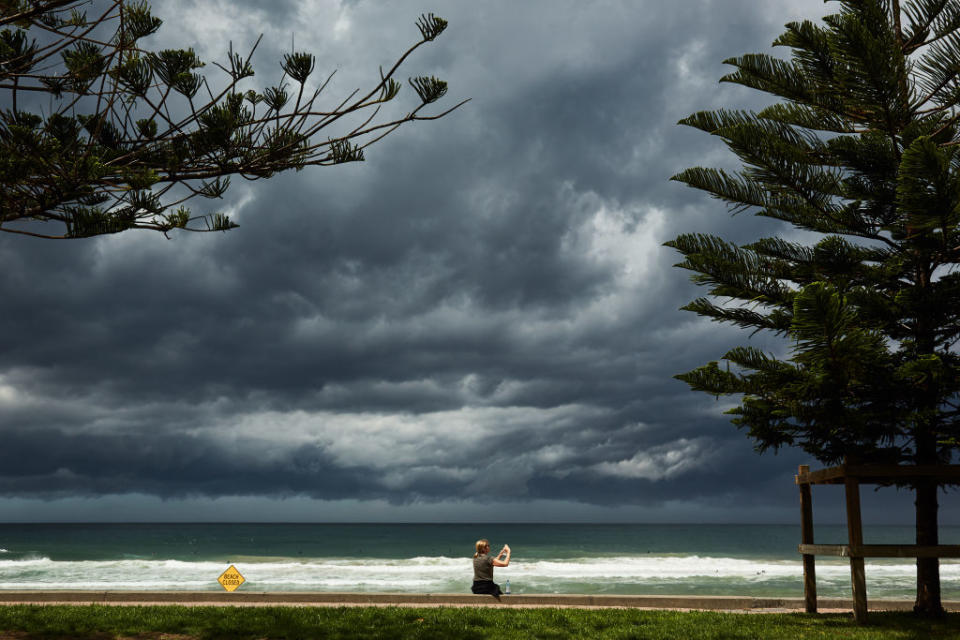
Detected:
left=0, top=591, right=958, bottom=612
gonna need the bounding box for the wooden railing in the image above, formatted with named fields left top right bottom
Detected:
left=795, top=462, right=960, bottom=623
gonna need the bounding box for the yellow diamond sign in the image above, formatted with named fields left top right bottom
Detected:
left=218, top=564, right=245, bottom=592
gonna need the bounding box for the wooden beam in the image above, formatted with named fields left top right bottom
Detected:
left=798, top=543, right=849, bottom=556
left=845, top=476, right=868, bottom=624
left=798, top=543, right=960, bottom=558
left=796, top=465, right=846, bottom=485
left=798, top=464, right=817, bottom=613
left=797, top=464, right=960, bottom=486
left=859, top=545, right=960, bottom=558
left=846, top=464, right=960, bottom=479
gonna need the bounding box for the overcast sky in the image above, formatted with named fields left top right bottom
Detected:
left=2, top=0, right=952, bottom=524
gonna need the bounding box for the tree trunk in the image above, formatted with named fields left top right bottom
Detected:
left=914, top=479, right=944, bottom=616
left=911, top=285, right=945, bottom=617
left=914, top=426, right=945, bottom=617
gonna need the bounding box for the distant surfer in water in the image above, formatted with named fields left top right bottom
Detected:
left=471, top=538, right=510, bottom=596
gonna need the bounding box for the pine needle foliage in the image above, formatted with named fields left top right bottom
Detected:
left=666, top=0, right=960, bottom=616
left=0, top=1, right=466, bottom=239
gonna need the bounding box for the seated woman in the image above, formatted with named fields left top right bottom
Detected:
left=471, top=538, right=510, bottom=596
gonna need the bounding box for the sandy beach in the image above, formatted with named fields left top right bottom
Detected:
left=0, top=591, right=956, bottom=614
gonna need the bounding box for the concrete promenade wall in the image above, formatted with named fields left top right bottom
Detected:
left=1, top=591, right=958, bottom=611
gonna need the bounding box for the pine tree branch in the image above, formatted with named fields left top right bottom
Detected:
left=0, top=0, right=78, bottom=28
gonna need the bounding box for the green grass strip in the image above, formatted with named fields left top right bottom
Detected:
left=0, top=604, right=958, bottom=639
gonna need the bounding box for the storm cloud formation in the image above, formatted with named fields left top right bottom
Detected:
left=2, top=0, right=935, bottom=523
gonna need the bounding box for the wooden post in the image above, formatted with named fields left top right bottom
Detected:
left=845, top=475, right=868, bottom=623
left=798, top=465, right=817, bottom=613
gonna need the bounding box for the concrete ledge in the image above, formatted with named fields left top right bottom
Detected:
left=0, top=591, right=957, bottom=611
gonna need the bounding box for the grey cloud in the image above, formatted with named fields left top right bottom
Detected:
left=0, top=0, right=850, bottom=520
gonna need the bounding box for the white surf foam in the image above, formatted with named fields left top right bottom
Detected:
left=0, top=555, right=957, bottom=595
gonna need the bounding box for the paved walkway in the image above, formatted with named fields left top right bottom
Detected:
left=0, top=591, right=956, bottom=612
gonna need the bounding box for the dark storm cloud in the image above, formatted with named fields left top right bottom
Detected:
left=0, top=1, right=839, bottom=520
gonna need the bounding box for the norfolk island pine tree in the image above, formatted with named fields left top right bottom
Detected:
left=0, top=1, right=465, bottom=239
left=666, top=0, right=960, bottom=617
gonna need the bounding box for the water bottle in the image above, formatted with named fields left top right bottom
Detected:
left=505, top=579, right=511, bottom=594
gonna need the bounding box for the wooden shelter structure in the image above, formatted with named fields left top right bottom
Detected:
left=795, top=462, right=960, bottom=622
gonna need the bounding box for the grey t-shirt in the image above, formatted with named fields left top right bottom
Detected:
left=473, top=553, right=494, bottom=581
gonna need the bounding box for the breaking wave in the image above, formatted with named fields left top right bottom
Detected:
left=1, top=555, right=957, bottom=597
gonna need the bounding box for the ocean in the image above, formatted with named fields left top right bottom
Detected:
left=1, top=523, right=958, bottom=599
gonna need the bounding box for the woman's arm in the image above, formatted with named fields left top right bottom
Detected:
left=492, top=544, right=511, bottom=567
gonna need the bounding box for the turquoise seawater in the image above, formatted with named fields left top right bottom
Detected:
left=0, top=523, right=958, bottom=598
